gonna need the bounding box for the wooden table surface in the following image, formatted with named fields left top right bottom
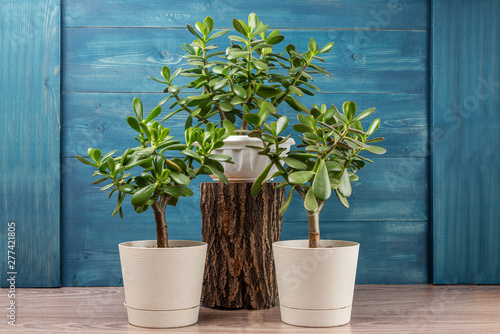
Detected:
left=1, top=285, right=500, bottom=333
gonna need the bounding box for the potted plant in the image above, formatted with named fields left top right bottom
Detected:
left=148, top=13, right=339, bottom=309
left=247, top=100, right=386, bottom=327
left=75, top=98, right=232, bottom=328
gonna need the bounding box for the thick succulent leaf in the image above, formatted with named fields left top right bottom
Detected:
left=288, top=171, right=315, bottom=184
left=312, top=159, right=331, bottom=201
left=131, top=184, right=156, bottom=207
left=304, top=188, right=318, bottom=212
left=338, top=170, right=352, bottom=197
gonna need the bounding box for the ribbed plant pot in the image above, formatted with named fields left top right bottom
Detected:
left=209, top=135, right=295, bottom=182
left=273, top=240, right=359, bottom=327
left=118, top=240, right=207, bottom=328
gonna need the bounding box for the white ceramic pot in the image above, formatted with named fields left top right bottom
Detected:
left=273, top=240, right=359, bottom=327
left=118, top=240, right=207, bottom=328
left=210, top=135, right=295, bottom=182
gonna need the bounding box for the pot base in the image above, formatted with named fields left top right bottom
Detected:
left=280, top=304, right=352, bottom=327
left=125, top=303, right=200, bottom=328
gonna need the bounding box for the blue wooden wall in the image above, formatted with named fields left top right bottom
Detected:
left=432, top=0, right=500, bottom=284
left=0, top=0, right=61, bottom=287
left=60, top=0, right=430, bottom=286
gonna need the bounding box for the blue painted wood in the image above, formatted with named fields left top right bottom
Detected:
left=62, top=0, right=429, bottom=30
left=62, top=92, right=428, bottom=158
left=62, top=28, right=428, bottom=94
left=432, top=0, right=500, bottom=284
left=0, top=0, right=60, bottom=287
left=60, top=0, right=431, bottom=286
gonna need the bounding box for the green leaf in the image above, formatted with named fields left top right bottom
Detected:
left=330, top=178, right=341, bottom=189
left=161, top=67, right=170, bottom=81
left=258, top=101, right=275, bottom=125
left=186, top=23, right=203, bottom=39
left=364, top=145, right=387, bottom=155
left=267, top=35, right=284, bottom=45
left=281, top=157, right=307, bottom=170
left=367, top=118, right=381, bottom=135
left=353, top=107, right=375, bottom=122
left=338, top=170, right=352, bottom=197
left=318, top=42, right=334, bottom=54
left=127, top=116, right=141, bottom=133
left=133, top=97, right=143, bottom=121
left=243, top=113, right=260, bottom=126
left=288, top=171, right=315, bottom=184
left=233, top=84, right=247, bottom=98
left=256, top=86, right=282, bottom=98
left=100, top=183, right=115, bottom=192
left=252, top=59, right=269, bottom=71
left=111, top=192, right=125, bottom=218
left=343, top=101, right=356, bottom=121
left=208, top=154, right=233, bottom=162
left=304, top=188, right=318, bottom=212
left=251, top=163, right=273, bottom=197
left=248, top=12, right=258, bottom=30
left=228, top=35, right=248, bottom=43
left=288, top=85, right=304, bottom=97
left=232, top=18, right=247, bottom=37
left=208, top=30, right=229, bottom=41
left=187, top=93, right=212, bottom=100
left=139, top=122, right=151, bottom=139
left=293, top=124, right=312, bottom=133
left=170, top=172, right=191, bottom=185
left=181, top=149, right=202, bottom=162
left=308, top=37, right=318, bottom=54
left=279, top=186, right=296, bottom=215
left=75, top=154, right=99, bottom=167
left=335, top=189, right=349, bottom=208
left=203, top=16, right=214, bottom=34
left=107, top=157, right=116, bottom=172
left=312, top=159, right=331, bottom=201
left=153, top=154, right=165, bottom=177
left=124, top=157, right=153, bottom=170
left=207, top=165, right=229, bottom=185
left=163, top=185, right=193, bottom=198
left=119, top=184, right=135, bottom=193
left=231, top=95, right=246, bottom=105
left=145, top=106, right=162, bottom=123
left=276, top=116, right=289, bottom=135
left=326, top=161, right=343, bottom=171
left=131, top=184, right=156, bottom=207
left=227, top=51, right=248, bottom=60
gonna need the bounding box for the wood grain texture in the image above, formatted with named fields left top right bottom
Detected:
left=2, top=285, right=500, bottom=333
left=62, top=92, right=428, bottom=158
left=62, top=0, right=429, bottom=29
left=200, top=183, right=284, bottom=309
left=0, top=0, right=60, bottom=287
left=62, top=28, right=428, bottom=94
left=432, top=0, right=500, bottom=283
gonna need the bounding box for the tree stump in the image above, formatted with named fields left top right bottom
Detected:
left=200, top=182, right=285, bottom=309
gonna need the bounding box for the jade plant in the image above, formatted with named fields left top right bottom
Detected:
left=75, top=98, right=232, bottom=248
left=247, top=100, right=386, bottom=248
left=150, top=13, right=334, bottom=132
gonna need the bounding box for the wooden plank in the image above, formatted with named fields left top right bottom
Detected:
left=62, top=92, right=428, bottom=158
left=0, top=0, right=60, bottom=287
left=432, top=0, right=500, bottom=283
left=61, top=156, right=428, bottom=286
left=62, top=0, right=429, bottom=30
left=5, top=286, right=500, bottom=332
left=62, top=28, right=428, bottom=94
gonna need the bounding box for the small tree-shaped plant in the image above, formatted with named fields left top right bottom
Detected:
left=246, top=100, right=386, bottom=247
left=75, top=98, right=232, bottom=248
left=150, top=13, right=334, bottom=132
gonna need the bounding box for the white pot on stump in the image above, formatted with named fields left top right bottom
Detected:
left=209, top=135, right=295, bottom=182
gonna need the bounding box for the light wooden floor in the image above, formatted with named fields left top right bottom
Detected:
left=1, top=285, right=499, bottom=333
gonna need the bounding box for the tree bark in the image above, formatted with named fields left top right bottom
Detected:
left=154, top=209, right=168, bottom=248
left=308, top=211, right=320, bottom=248
left=200, top=182, right=284, bottom=309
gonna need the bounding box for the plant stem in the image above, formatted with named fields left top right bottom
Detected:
left=308, top=211, right=320, bottom=248
left=152, top=202, right=168, bottom=248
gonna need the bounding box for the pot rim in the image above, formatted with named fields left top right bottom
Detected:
left=218, top=135, right=295, bottom=148
left=119, top=240, right=207, bottom=250
left=273, top=239, right=359, bottom=250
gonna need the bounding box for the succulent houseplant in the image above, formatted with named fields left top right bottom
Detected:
left=248, top=100, right=386, bottom=248
left=75, top=99, right=232, bottom=248
left=150, top=13, right=334, bottom=133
